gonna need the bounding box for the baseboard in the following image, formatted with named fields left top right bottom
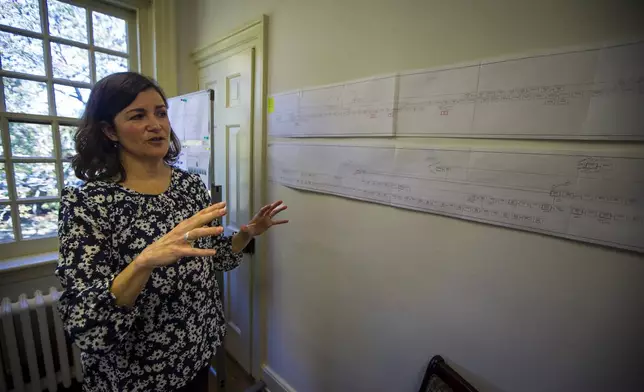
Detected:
left=262, top=364, right=297, bottom=392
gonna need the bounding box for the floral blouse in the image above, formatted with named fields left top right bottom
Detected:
left=56, top=168, right=241, bottom=392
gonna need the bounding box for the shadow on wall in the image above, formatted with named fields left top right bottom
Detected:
left=0, top=263, right=61, bottom=301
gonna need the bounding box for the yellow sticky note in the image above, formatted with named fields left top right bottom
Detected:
left=267, top=97, right=275, bottom=113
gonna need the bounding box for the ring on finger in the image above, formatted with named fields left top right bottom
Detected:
left=184, top=231, right=195, bottom=245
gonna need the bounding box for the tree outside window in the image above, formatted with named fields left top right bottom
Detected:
left=0, top=0, right=137, bottom=255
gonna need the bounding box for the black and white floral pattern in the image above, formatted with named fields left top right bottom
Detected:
left=56, top=168, right=241, bottom=392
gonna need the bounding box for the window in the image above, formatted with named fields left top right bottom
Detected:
left=0, top=0, right=138, bottom=259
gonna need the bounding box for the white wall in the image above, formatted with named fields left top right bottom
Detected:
left=0, top=263, right=61, bottom=301
left=176, top=1, right=644, bottom=391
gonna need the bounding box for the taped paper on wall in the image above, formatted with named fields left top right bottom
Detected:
left=269, top=75, right=397, bottom=137
left=269, top=41, right=644, bottom=139
left=269, top=142, right=644, bottom=253
left=398, top=41, right=644, bottom=139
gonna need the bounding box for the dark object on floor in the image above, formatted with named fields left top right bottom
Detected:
left=177, top=365, right=211, bottom=391
left=418, top=355, right=479, bottom=392
left=210, top=353, right=256, bottom=392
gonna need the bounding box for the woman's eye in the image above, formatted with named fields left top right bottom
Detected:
left=157, top=111, right=168, bottom=118
left=130, top=114, right=144, bottom=120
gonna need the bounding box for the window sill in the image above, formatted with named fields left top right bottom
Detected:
left=0, top=252, right=58, bottom=273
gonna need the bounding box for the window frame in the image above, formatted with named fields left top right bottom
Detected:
left=0, top=0, right=138, bottom=259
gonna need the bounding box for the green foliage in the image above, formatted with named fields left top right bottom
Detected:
left=1, top=0, right=129, bottom=242
left=18, top=202, right=58, bottom=239
left=10, top=123, right=54, bottom=157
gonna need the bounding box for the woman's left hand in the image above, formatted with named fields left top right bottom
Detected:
left=241, top=200, right=289, bottom=237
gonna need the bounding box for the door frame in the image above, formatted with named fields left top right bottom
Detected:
left=192, top=15, right=268, bottom=379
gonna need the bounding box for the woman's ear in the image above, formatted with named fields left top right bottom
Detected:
left=101, top=122, right=118, bottom=142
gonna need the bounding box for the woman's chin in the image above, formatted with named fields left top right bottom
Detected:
left=143, top=146, right=170, bottom=160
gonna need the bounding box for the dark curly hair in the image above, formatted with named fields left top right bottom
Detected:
left=72, top=72, right=181, bottom=182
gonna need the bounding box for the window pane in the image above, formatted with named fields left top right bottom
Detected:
left=47, top=0, right=87, bottom=43
left=10, top=123, right=54, bottom=158
left=3, top=77, right=49, bottom=115
left=54, top=84, right=90, bottom=118
left=92, top=11, right=127, bottom=52
left=19, top=202, right=59, bottom=239
left=0, top=32, right=45, bottom=75
left=0, top=163, right=8, bottom=200
left=95, top=52, right=128, bottom=81
left=0, top=205, right=14, bottom=242
left=0, top=0, right=41, bottom=33
left=51, top=43, right=90, bottom=82
left=14, top=162, right=58, bottom=199
left=60, top=125, right=76, bottom=158
left=63, top=162, right=82, bottom=188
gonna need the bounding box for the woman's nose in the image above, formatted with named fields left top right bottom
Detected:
left=146, top=118, right=162, bottom=131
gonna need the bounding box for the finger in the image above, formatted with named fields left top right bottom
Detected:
left=187, top=226, right=224, bottom=240
left=269, top=205, right=287, bottom=217
left=257, top=204, right=272, bottom=217
left=261, top=200, right=283, bottom=217
left=198, top=201, right=226, bottom=215
left=272, top=219, right=289, bottom=225
left=179, top=202, right=226, bottom=229
left=189, top=208, right=227, bottom=229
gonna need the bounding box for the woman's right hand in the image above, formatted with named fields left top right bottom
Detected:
left=135, top=202, right=228, bottom=269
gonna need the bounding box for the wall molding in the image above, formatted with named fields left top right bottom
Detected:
left=192, top=17, right=266, bottom=69
left=262, top=365, right=298, bottom=392
left=190, top=15, right=269, bottom=380
left=0, top=252, right=57, bottom=273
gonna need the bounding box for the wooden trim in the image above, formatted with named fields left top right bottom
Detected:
left=262, top=365, right=298, bottom=392
left=192, top=17, right=265, bottom=68
left=192, top=15, right=269, bottom=380
left=0, top=252, right=58, bottom=274
left=97, top=0, right=151, bottom=10
left=64, top=0, right=141, bottom=18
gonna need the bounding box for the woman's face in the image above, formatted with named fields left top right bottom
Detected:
left=107, top=88, right=171, bottom=161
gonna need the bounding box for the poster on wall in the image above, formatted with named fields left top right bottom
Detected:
left=168, top=90, right=214, bottom=189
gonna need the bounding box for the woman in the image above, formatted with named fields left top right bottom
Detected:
left=56, top=72, right=288, bottom=392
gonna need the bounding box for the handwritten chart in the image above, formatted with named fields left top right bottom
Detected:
left=269, top=41, right=644, bottom=139
left=398, top=42, right=644, bottom=139
left=269, top=75, right=397, bottom=137
left=269, top=143, right=644, bottom=252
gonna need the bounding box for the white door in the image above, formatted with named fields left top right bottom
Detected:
left=200, top=48, right=255, bottom=372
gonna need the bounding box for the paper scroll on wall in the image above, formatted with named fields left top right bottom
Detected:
left=269, top=41, right=644, bottom=139
left=267, top=40, right=644, bottom=251
left=269, top=75, right=397, bottom=137
left=269, top=142, right=644, bottom=253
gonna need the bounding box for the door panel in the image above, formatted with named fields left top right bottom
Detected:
left=200, top=48, right=255, bottom=373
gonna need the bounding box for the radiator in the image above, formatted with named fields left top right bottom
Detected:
left=0, top=288, right=83, bottom=392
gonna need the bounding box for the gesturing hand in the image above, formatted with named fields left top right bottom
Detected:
left=240, top=200, right=289, bottom=237
left=136, top=202, right=228, bottom=269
